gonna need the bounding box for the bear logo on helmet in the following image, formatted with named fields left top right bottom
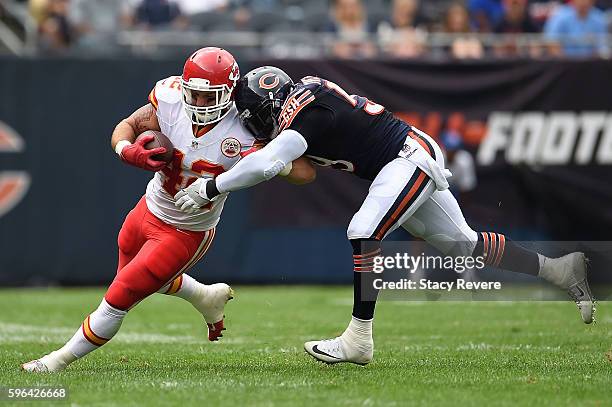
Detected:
left=258, top=73, right=280, bottom=90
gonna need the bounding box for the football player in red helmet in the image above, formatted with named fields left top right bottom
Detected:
left=21, top=48, right=314, bottom=373
left=182, top=48, right=240, bottom=126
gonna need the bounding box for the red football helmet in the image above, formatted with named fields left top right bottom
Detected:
left=181, top=47, right=240, bottom=126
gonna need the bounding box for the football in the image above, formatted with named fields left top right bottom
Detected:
left=138, top=130, right=174, bottom=163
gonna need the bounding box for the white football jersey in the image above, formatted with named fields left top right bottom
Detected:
left=145, top=76, right=257, bottom=231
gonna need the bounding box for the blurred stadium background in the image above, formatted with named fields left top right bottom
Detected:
left=0, top=0, right=611, bottom=287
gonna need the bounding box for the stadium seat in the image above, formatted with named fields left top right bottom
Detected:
left=262, top=31, right=323, bottom=57
left=281, top=0, right=311, bottom=5
left=209, top=20, right=241, bottom=32
left=248, top=10, right=288, bottom=32
left=262, top=21, right=307, bottom=33
left=190, top=11, right=235, bottom=32
left=303, top=9, right=332, bottom=32
left=300, top=0, right=330, bottom=13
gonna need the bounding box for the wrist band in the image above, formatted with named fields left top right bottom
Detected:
left=115, top=140, right=131, bottom=156
left=205, top=180, right=221, bottom=199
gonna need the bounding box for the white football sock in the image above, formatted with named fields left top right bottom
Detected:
left=347, top=316, right=372, bottom=336
left=159, top=274, right=200, bottom=302
left=57, top=299, right=126, bottom=362
left=344, top=316, right=373, bottom=340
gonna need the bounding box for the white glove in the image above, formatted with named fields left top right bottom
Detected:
left=174, top=178, right=215, bottom=214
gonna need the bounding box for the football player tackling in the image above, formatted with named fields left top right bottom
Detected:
left=21, top=49, right=307, bottom=373
left=174, top=66, right=595, bottom=365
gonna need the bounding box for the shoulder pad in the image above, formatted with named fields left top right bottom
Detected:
left=149, top=76, right=182, bottom=109
left=278, top=86, right=317, bottom=132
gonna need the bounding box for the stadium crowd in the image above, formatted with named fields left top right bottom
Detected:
left=0, top=0, right=611, bottom=57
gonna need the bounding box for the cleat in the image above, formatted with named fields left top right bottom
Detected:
left=193, top=284, right=234, bottom=341
left=21, top=359, right=49, bottom=373
left=21, top=350, right=71, bottom=373
left=540, top=252, right=595, bottom=324
left=207, top=321, right=225, bottom=341
left=304, top=335, right=373, bottom=365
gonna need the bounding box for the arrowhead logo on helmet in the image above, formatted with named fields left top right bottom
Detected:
left=229, top=62, right=240, bottom=86
left=0, top=121, right=30, bottom=219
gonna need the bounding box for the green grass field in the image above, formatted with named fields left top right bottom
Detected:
left=0, top=287, right=610, bottom=406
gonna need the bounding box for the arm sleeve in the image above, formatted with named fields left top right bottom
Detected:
left=215, top=129, right=308, bottom=193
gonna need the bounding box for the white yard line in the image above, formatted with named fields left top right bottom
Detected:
left=0, top=321, right=200, bottom=344
left=0, top=321, right=273, bottom=346
left=402, top=343, right=562, bottom=352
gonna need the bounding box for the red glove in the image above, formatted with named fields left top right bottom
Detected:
left=118, top=134, right=167, bottom=172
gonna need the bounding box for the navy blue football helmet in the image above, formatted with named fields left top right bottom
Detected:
left=234, top=66, right=294, bottom=140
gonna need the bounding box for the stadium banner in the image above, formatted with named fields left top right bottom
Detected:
left=0, top=57, right=611, bottom=286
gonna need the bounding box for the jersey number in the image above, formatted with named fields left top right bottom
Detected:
left=162, top=150, right=225, bottom=205
left=323, top=80, right=384, bottom=115
left=162, top=77, right=181, bottom=90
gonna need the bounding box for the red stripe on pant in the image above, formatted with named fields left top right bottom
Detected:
left=374, top=171, right=428, bottom=240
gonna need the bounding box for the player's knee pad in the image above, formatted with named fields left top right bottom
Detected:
left=105, top=280, right=137, bottom=311
left=143, top=252, right=189, bottom=287
left=347, top=200, right=383, bottom=240
left=141, top=258, right=174, bottom=285
left=106, top=267, right=167, bottom=311
left=107, top=261, right=165, bottom=309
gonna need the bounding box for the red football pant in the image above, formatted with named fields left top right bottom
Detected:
left=105, top=197, right=215, bottom=310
